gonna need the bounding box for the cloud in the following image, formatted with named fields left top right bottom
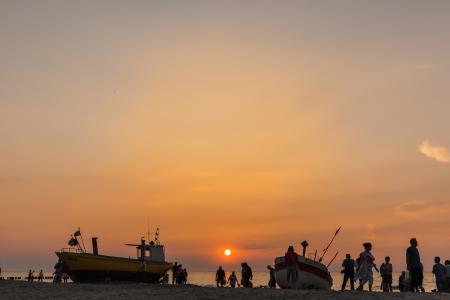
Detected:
left=394, top=200, right=445, bottom=217
left=419, top=140, right=450, bottom=163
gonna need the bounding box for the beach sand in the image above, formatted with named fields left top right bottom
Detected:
left=1, top=281, right=450, bottom=300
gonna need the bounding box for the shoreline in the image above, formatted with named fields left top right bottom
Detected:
left=1, top=281, right=449, bottom=300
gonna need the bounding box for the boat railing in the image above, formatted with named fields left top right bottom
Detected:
left=60, top=247, right=85, bottom=253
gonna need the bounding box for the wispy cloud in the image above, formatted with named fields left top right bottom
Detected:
left=395, top=200, right=442, bottom=214
left=419, top=140, right=450, bottom=163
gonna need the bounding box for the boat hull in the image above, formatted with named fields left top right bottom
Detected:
left=56, top=252, right=172, bottom=283
left=274, top=256, right=332, bottom=290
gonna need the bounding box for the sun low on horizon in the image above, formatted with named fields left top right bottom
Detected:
left=224, top=249, right=232, bottom=256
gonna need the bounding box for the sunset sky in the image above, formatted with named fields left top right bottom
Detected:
left=1, top=1, right=450, bottom=272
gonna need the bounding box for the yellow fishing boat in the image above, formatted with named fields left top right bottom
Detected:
left=55, top=229, right=172, bottom=283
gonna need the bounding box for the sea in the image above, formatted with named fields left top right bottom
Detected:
left=0, top=271, right=439, bottom=292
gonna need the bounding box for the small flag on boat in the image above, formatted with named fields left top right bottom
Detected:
left=73, top=229, right=81, bottom=236
left=68, top=236, right=79, bottom=246
left=155, top=228, right=160, bottom=244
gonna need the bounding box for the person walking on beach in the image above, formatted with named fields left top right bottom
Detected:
left=356, top=242, right=379, bottom=291
left=432, top=256, right=447, bottom=292
left=227, top=271, right=239, bottom=288
left=216, top=266, right=226, bottom=287
left=267, top=265, right=276, bottom=288
left=285, top=246, right=299, bottom=288
left=341, top=254, right=355, bottom=291
left=27, top=270, right=34, bottom=282
left=445, top=260, right=450, bottom=292
left=171, top=262, right=178, bottom=284
left=380, top=256, right=393, bottom=292
left=406, top=238, right=421, bottom=292
left=38, top=269, right=44, bottom=282
left=241, top=262, right=253, bottom=288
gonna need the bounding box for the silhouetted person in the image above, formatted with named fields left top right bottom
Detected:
left=406, top=238, right=421, bottom=292
left=398, top=271, right=407, bottom=292
left=356, top=242, right=379, bottom=291
left=267, top=265, right=276, bottom=288
left=62, top=263, right=69, bottom=283
left=176, top=264, right=183, bottom=284
left=216, top=266, right=226, bottom=287
left=241, top=262, right=253, bottom=288
left=432, top=256, right=447, bottom=292
left=417, top=263, right=425, bottom=292
left=38, top=270, right=44, bottom=282
left=445, top=260, right=450, bottom=292
left=341, top=254, right=355, bottom=291
left=380, top=256, right=393, bottom=292
left=28, top=270, right=34, bottom=282
left=171, top=262, right=178, bottom=284
left=182, top=268, right=188, bottom=284
left=285, top=246, right=299, bottom=288
left=53, top=260, right=63, bottom=283
left=161, top=273, right=169, bottom=284
left=227, top=271, right=239, bottom=288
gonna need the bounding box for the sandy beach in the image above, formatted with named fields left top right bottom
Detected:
left=1, top=281, right=450, bottom=300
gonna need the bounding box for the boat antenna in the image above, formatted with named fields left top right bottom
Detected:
left=319, top=226, right=341, bottom=263
left=313, top=249, right=318, bottom=261
left=146, top=217, right=151, bottom=243
left=326, top=251, right=339, bottom=268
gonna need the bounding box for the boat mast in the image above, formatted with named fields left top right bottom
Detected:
left=318, top=226, right=341, bottom=263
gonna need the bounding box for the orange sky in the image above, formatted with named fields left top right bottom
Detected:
left=1, top=1, right=450, bottom=271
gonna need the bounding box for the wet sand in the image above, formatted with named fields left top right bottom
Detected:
left=2, top=281, right=450, bottom=300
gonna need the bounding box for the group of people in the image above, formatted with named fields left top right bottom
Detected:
left=341, top=238, right=450, bottom=293
left=27, top=269, right=44, bottom=282
left=170, top=262, right=188, bottom=284
left=53, top=259, right=70, bottom=283
left=215, top=262, right=261, bottom=288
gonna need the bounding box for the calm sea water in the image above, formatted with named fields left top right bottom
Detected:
left=1, top=271, right=439, bottom=292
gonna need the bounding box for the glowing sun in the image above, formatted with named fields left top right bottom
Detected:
left=224, top=249, right=232, bottom=256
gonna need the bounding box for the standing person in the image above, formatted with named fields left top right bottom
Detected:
left=380, top=256, right=393, bottom=292
left=227, top=271, right=239, bottom=288
left=406, top=238, right=421, bottom=292
left=38, top=270, right=44, bottom=282
left=53, top=260, right=63, bottom=283
left=341, top=254, right=355, bottom=291
left=62, top=263, right=70, bottom=283
left=171, top=262, right=178, bottom=285
left=182, top=268, right=188, bottom=284
left=215, top=266, right=226, bottom=287
left=432, top=257, right=447, bottom=292
left=267, top=265, right=276, bottom=288
left=176, top=264, right=183, bottom=284
left=27, top=270, right=33, bottom=282
left=445, top=260, right=450, bottom=292
left=356, top=242, right=379, bottom=291
left=284, top=246, right=299, bottom=288
left=240, top=262, right=253, bottom=288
